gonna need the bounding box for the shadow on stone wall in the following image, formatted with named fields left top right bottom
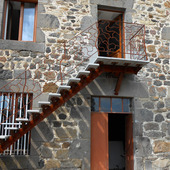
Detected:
left=0, top=73, right=149, bottom=170
left=0, top=94, right=90, bottom=170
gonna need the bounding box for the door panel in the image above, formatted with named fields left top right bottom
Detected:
left=91, top=113, right=134, bottom=170
left=125, top=114, right=134, bottom=170
left=91, top=113, right=108, bottom=170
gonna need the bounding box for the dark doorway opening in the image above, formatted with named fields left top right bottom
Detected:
left=109, top=114, right=125, bottom=170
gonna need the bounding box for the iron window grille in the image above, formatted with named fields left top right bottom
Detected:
left=0, top=92, right=32, bottom=155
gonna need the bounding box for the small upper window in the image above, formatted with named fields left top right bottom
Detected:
left=91, top=97, right=132, bottom=113
left=2, top=0, right=37, bottom=42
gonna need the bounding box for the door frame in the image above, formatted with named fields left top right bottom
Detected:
left=97, top=8, right=125, bottom=58
left=91, top=111, right=134, bottom=170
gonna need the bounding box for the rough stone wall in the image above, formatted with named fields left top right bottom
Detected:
left=38, top=94, right=91, bottom=170
left=0, top=93, right=90, bottom=170
left=0, top=0, right=170, bottom=170
left=132, top=0, right=170, bottom=169
left=0, top=0, right=92, bottom=169
left=0, top=0, right=91, bottom=105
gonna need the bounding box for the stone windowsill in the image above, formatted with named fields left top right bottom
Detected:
left=0, top=39, right=45, bottom=53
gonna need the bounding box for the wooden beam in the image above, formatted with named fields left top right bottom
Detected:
left=114, top=72, right=124, bottom=95
left=101, top=65, right=140, bottom=74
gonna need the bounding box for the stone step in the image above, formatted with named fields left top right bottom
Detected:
left=57, top=85, right=71, bottom=93
left=27, top=110, right=41, bottom=114
left=0, top=135, right=10, bottom=139
left=38, top=101, right=51, bottom=107
left=85, top=63, right=99, bottom=70
left=76, top=71, right=90, bottom=78
left=15, top=118, right=29, bottom=122
left=0, top=123, right=22, bottom=125
left=4, top=127, right=18, bottom=130
left=67, top=78, right=81, bottom=85
left=48, top=93, right=61, bottom=101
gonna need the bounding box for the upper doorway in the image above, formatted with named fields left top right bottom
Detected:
left=98, top=7, right=124, bottom=58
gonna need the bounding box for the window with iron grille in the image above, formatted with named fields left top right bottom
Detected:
left=0, top=92, right=32, bottom=155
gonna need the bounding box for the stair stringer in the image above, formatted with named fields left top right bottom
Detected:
left=0, top=66, right=103, bottom=153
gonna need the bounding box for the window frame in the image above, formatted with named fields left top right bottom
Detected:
left=91, top=96, right=132, bottom=114
left=97, top=8, right=125, bottom=58
left=2, top=0, right=38, bottom=42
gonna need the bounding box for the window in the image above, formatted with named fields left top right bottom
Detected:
left=0, top=92, right=33, bottom=155
left=2, top=0, right=37, bottom=42
left=91, top=96, right=131, bottom=113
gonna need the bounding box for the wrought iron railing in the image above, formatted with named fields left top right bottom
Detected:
left=97, top=20, right=147, bottom=60
left=0, top=21, right=147, bottom=154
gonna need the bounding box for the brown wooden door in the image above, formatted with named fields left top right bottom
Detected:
left=91, top=113, right=108, bottom=170
left=91, top=113, right=134, bottom=170
left=125, top=114, right=134, bottom=170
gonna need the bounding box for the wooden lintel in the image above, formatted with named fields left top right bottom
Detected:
left=114, top=72, right=124, bottom=95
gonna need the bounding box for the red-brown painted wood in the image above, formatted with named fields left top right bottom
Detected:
left=91, top=113, right=108, bottom=170
left=0, top=65, right=139, bottom=153
left=125, top=114, right=134, bottom=170
left=0, top=67, right=103, bottom=152
left=114, top=72, right=124, bottom=95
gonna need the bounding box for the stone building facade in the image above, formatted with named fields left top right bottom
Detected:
left=0, top=0, right=169, bottom=170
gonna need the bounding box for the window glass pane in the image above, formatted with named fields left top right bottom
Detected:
left=91, top=97, right=99, bottom=112
left=4, top=94, right=8, bottom=110
left=28, top=94, right=32, bottom=110
left=5, top=1, right=21, bottom=40
left=123, top=98, right=131, bottom=112
left=112, top=98, right=122, bottom=112
left=100, top=97, right=111, bottom=112
left=22, top=3, right=35, bottom=41
left=0, top=95, right=2, bottom=105
left=17, top=94, right=21, bottom=117
left=8, top=94, right=12, bottom=117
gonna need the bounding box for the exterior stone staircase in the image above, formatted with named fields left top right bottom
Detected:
left=0, top=20, right=149, bottom=153
left=0, top=57, right=149, bottom=153
left=0, top=60, right=103, bottom=152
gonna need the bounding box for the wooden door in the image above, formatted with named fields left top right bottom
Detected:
left=125, top=114, right=134, bottom=170
left=91, top=113, right=108, bottom=170
left=91, top=113, right=134, bottom=170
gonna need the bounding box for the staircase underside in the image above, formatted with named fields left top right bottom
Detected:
left=0, top=57, right=148, bottom=153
